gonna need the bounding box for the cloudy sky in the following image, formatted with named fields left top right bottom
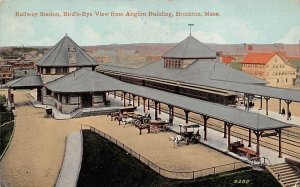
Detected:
left=0, top=0, right=300, bottom=46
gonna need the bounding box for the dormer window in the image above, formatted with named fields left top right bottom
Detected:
left=164, top=58, right=183, bottom=69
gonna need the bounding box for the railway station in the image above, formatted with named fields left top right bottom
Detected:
left=4, top=33, right=300, bottom=185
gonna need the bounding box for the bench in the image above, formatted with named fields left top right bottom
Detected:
left=237, top=147, right=257, bottom=158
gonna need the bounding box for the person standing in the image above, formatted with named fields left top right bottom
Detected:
left=287, top=110, right=292, bottom=120
left=281, top=107, right=285, bottom=116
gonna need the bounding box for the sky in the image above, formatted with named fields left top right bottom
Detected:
left=0, top=0, right=300, bottom=46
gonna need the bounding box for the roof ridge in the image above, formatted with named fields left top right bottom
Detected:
left=37, top=37, right=64, bottom=66
left=190, top=35, right=216, bottom=54
left=162, top=36, right=189, bottom=57
left=182, top=36, right=190, bottom=58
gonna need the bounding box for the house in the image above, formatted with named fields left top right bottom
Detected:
left=241, top=52, right=296, bottom=87
left=0, top=64, right=13, bottom=85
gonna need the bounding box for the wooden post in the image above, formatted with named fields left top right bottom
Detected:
left=227, top=124, right=233, bottom=149
left=143, top=98, right=146, bottom=113
left=168, top=105, right=172, bottom=123
left=154, top=102, right=158, bottom=120
left=159, top=103, right=161, bottom=114
left=114, top=91, right=116, bottom=98
left=147, top=99, right=150, bottom=110
left=279, top=99, right=281, bottom=114
left=132, top=95, right=135, bottom=107
left=138, top=96, right=140, bottom=106
left=223, top=122, right=227, bottom=138
left=171, top=106, right=174, bottom=119
left=202, top=115, right=209, bottom=141
left=259, top=96, right=262, bottom=110
left=254, top=131, right=263, bottom=156
left=246, top=93, right=250, bottom=111
left=184, top=110, right=189, bottom=124
left=248, top=129, right=252, bottom=147
left=123, top=92, right=126, bottom=107
left=285, top=100, right=292, bottom=120
left=264, top=96, right=270, bottom=115
left=277, top=129, right=282, bottom=158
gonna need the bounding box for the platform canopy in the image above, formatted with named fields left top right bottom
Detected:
left=6, top=75, right=43, bottom=89
left=45, top=69, right=293, bottom=131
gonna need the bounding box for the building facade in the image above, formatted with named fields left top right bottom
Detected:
left=242, top=52, right=296, bottom=87
left=0, top=64, right=13, bottom=85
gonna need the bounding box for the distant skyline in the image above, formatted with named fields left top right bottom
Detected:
left=0, top=0, right=300, bottom=46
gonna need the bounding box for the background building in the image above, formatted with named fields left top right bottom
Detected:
left=241, top=52, right=296, bottom=87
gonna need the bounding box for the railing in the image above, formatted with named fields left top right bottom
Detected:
left=81, top=124, right=245, bottom=180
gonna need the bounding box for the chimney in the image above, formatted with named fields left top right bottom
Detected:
left=68, top=45, right=76, bottom=65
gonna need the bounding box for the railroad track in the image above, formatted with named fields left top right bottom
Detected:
left=114, top=92, right=300, bottom=159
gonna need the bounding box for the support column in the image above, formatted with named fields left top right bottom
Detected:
left=259, top=96, right=262, bottom=110
left=171, top=106, right=174, bottom=120
left=227, top=123, right=233, bottom=149
left=154, top=101, right=158, bottom=120
left=277, top=129, right=282, bottom=158
left=285, top=100, right=292, bottom=120
left=147, top=99, right=150, bottom=110
left=138, top=96, right=140, bottom=106
left=168, top=105, right=172, bottom=122
left=159, top=103, right=161, bottom=114
left=123, top=92, right=126, bottom=107
left=248, top=129, right=252, bottom=147
left=114, top=91, right=116, bottom=98
left=264, top=96, right=270, bottom=115
left=132, top=95, right=135, bottom=107
left=223, top=122, right=227, bottom=138
left=184, top=110, right=189, bottom=124
left=201, top=115, right=209, bottom=141
left=254, top=131, right=263, bottom=156
left=143, top=98, right=146, bottom=113
left=279, top=99, right=281, bottom=114
left=246, top=93, right=250, bottom=111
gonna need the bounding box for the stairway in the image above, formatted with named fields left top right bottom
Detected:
left=267, top=163, right=300, bottom=187
left=70, top=109, right=83, bottom=118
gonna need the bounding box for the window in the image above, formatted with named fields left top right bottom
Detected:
left=46, top=68, right=51, bottom=74
left=286, top=78, right=288, bottom=82
left=56, top=68, right=62, bottom=74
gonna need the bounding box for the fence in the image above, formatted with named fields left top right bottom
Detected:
left=81, top=124, right=245, bottom=180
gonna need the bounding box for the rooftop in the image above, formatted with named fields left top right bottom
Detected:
left=36, top=34, right=98, bottom=67
left=162, top=35, right=217, bottom=59
left=45, top=68, right=292, bottom=131
left=242, top=52, right=278, bottom=64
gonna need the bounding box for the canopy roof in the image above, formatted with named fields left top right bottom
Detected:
left=45, top=69, right=292, bottom=131
left=6, top=75, right=43, bottom=88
